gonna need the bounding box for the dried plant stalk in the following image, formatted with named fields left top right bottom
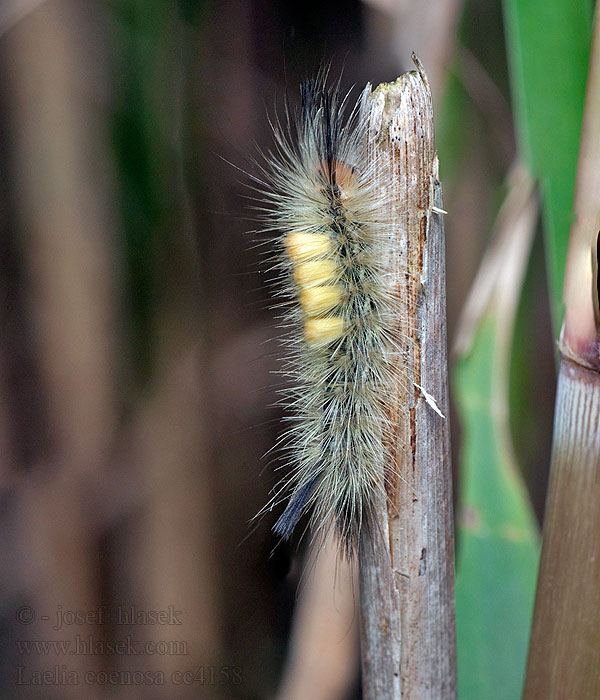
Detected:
left=359, top=57, right=456, bottom=700
left=523, top=5, right=600, bottom=698
left=522, top=361, right=600, bottom=699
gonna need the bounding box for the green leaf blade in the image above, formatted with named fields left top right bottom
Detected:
left=502, top=0, right=593, bottom=327
left=455, top=315, right=539, bottom=700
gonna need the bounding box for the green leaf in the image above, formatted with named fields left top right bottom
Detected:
left=502, top=0, right=593, bottom=329
left=109, top=0, right=180, bottom=383
left=436, top=64, right=470, bottom=181
left=455, top=315, right=539, bottom=700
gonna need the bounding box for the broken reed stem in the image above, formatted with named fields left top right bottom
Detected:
left=359, top=58, right=456, bottom=700
left=523, top=5, right=600, bottom=698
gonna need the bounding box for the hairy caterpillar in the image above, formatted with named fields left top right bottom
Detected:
left=258, top=76, right=403, bottom=559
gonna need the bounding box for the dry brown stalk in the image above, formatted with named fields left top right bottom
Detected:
left=359, top=57, right=456, bottom=700
left=523, top=5, right=600, bottom=698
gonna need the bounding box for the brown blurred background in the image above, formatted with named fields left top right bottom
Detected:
left=0, top=0, right=555, bottom=698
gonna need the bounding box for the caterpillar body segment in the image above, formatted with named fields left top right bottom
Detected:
left=261, top=77, right=398, bottom=558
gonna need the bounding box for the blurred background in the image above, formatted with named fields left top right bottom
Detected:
left=0, top=0, right=562, bottom=698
